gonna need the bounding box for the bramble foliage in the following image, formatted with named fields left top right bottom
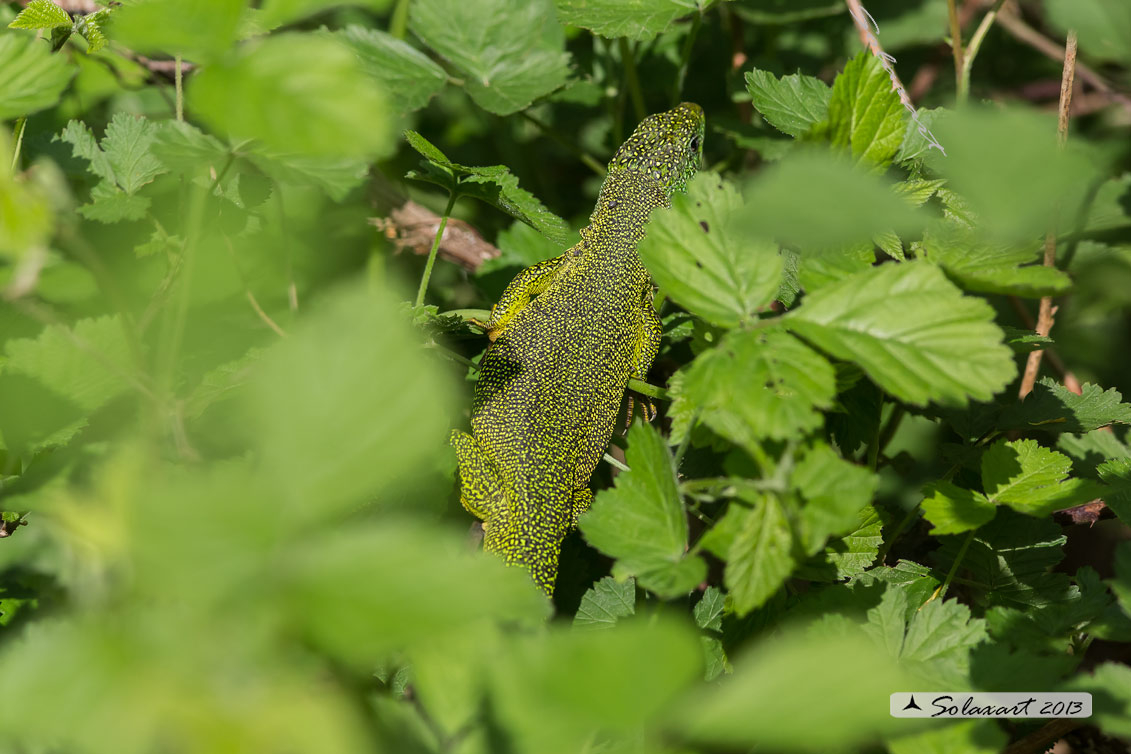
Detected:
left=2, top=0, right=1131, bottom=752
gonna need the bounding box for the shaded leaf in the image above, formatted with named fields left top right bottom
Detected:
left=745, top=68, right=830, bottom=138
left=573, top=577, right=635, bottom=630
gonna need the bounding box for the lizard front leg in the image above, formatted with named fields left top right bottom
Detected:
left=485, top=251, right=572, bottom=341
left=450, top=429, right=507, bottom=523
left=627, top=287, right=663, bottom=424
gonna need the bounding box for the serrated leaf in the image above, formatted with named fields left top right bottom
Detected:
left=1066, top=663, right=1131, bottom=738
left=74, top=11, right=108, bottom=53
left=1000, top=326, right=1053, bottom=354
left=895, top=106, right=944, bottom=164
left=674, top=329, right=836, bottom=449
left=1113, top=542, right=1131, bottom=622
left=573, top=577, right=635, bottom=630
left=55, top=120, right=115, bottom=183
left=794, top=443, right=877, bottom=548
left=982, top=439, right=1106, bottom=517
left=8, top=0, right=72, bottom=30
left=100, top=113, right=166, bottom=194
left=920, top=481, right=996, bottom=535
left=410, top=0, right=570, bottom=115
left=189, top=33, right=393, bottom=160
left=579, top=422, right=705, bottom=598
left=336, top=26, right=446, bottom=113
left=796, top=240, right=874, bottom=291
left=404, top=130, right=570, bottom=245
left=555, top=0, right=703, bottom=41
left=744, top=68, right=830, bottom=138
left=815, top=51, right=904, bottom=170
left=900, top=597, right=987, bottom=688
left=110, top=0, right=247, bottom=63
left=800, top=505, right=883, bottom=581
left=639, top=172, right=782, bottom=328
left=702, top=496, right=795, bottom=616
left=151, top=120, right=230, bottom=176
left=784, top=261, right=1016, bottom=407
left=923, top=229, right=1072, bottom=298
left=3, top=315, right=135, bottom=413
left=693, top=586, right=725, bottom=631
left=1001, top=377, right=1131, bottom=434
left=0, top=32, right=74, bottom=119
left=247, top=150, right=368, bottom=201
left=741, top=151, right=924, bottom=250
left=77, top=183, right=151, bottom=223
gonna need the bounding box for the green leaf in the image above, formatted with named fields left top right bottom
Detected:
left=744, top=68, right=830, bottom=138
left=1067, top=663, right=1131, bottom=738
left=77, top=183, right=151, bottom=223
left=110, top=0, right=247, bottom=62
left=886, top=720, right=1007, bottom=754
left=573, top=577, right=635, bottom=630
left=8, top=0, right=72, bottom=30
left=1113, top=542, right=1131, bottom=622
left=920, top=481, right=996, bottom=535
left=982, top=439, right=1106, bottom=517
left=335, top=26, right=446, bottom=113
left=189, top=33, right=393, bottom=160
left=813, top=51, right=905, bottom=170
left=924, top=106, right=1102, bottom=241
left=899, top=598, right=987, bottom=688
left=700, top=496, right=795, bottom=616
left=923, top=229, right=1072, bottom=298
left=896, top=106, right=944, bottom=163
left=555, top=0, right=702, bottom=41
left=784, top=261, right=1016, bottom=407
left=579, top=422, right=705, bottom=598
left=0, top=32, right=74, bottom=119
left=741, top=151, right=924, bottom=249
left=72, top=9, right=110, bottom=53
left=794, top=443, right=877, bottom=547
left=1044, top=0, right=1131, bottom=65
left=800, top=505, right=883, bottom=581
left=99, top=113, right=166, bottom=194
left=478, top=220, right=559, bottom=276
left=55, top=120, right=115, bottom=183
left=1000, top=377, right=1131, bottom=434
left=409, top=0, right=570, bottom=115
left=679, top=625, right=909, bottom=750
left=639, top=173, right=782, bottom=328
left=4, top=315, right=135, bottom=413
left=694, top=586, right=726, bottom=631
left=404, top=131, right=570, bottom=245
left=257, top=0, right=393, bottom=29
left=0, top=130, right=52, bottom=261
left=796, top=240, right=874, bottom=291
left=674, top=329, right=836, bottom=447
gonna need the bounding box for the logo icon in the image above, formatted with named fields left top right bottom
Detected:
left=902, top=695, right=922, bottom=711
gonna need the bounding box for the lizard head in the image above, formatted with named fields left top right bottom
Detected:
left=608, top=102, right=705, bottom=196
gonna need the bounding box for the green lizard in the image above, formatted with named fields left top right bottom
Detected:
left=451, top=103, right=705, bottom=594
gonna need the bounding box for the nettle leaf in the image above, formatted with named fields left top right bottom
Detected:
left=100, top=113, right=166, bottom=194
left=189, top=33, right=394, bottom=160
left=698, top=495, right=794, bottom=616
left=812, top=51, right=904, bottom=171
left=73, top=9, right=110, bottom=54
left=110, top=0, right=247, bottom=63
left=77, top=183, right=151, bottom=223
left=639, top=173, right=782, bottom=328
left=745, top=68, right=830, bottom=138
left=742, top=151, right=924, bottom=250
left=673, top=329, right=836, bottom=447
left=579, top=422, right=706, bottom=598
left=920, top=481, right=996, bottom=536
left=573, top=577, right=636, bottom=631
left=799, top=505, right=883, bottom=581
left=3, top=315, right=135, bottom=413
left=935, top=509, right=1072, bottom=609
left=410, top=0, right=570, bottom=115
left=404, top=130, right=570, bottom=245
left=784, top=262, right=1016, bottom=407
left=1001, top=377, right=1131, bottom=434
left=9, top=0, right=72, bottom=30
left=794, top=443, right=877, bottom=548
left=982, top=439, right=1106, bottom=517
left=555, top=0, right=703, bottom=41
left=922, top=228, right=1072, bottom=298
left=0, top=32, right=74, bottom=120
left=336, top=26, right=446, bottom=113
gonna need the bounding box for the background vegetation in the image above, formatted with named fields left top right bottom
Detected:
left=1, top=0, right=1131, bottom=752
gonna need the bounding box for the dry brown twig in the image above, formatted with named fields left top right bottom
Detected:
left=1018, top=29, right=1077, bottom=400
left=373, top=200, right=501, bottom=272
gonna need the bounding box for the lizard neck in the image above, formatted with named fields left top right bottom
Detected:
left=579, top=170, right=669, bottom=262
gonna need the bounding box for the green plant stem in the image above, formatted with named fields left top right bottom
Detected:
left=937, top=530, right=975, bottom=601
left=619, top=38, right=646, bottom=123
left=10, top=116, right=27, bottom=172
left=959, top=0, right=1006, bottom=102
left=518, top=111, right=606, bottom=176
left=414, top=191, right=458, bottom=308
left=671, top=12, right=703, bottom=106
left=174, top=55, right=184, bottom=121
left=945, top=0, right=965, bottom=94
left=673, top=409, right=700, bottom=468
left=390, top=0, right=411, bottom=39
left=876, top=500, right=921, bottom=565
left=603, top=452, right=631, bottom=472
left=867, top=399, right=885, bottom=471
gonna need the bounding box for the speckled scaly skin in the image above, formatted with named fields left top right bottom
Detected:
left=451, top=103, right=705, bottom=594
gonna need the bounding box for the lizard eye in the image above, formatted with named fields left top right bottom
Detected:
left=690, top=136, right=700, bottom=151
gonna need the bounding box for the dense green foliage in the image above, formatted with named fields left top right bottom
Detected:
left=2, top=0, right=1131, bottom=752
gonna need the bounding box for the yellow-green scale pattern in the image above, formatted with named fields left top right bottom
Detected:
left=451, top=103, right=706, bottom=594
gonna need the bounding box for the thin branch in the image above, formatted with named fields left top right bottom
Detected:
left=414, top=191, right=459, bottom=308
left=1019, top=29, right=1077, bottom=399
left=945, top=0, right=966, bottom=91
left=959, top=0, right=1006, bottom=101
left=174, top=55, right=183, bottom=122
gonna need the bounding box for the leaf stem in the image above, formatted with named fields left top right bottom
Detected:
left=934, top=529, right=975, bottom=602
left=673, top=410, right=700, bottom=468
left=414, top=191, right=459, bottom=308
left=671, top=12, right=703, bottom=107
left=390, top=0, right=411, bottom=39
left=958, top=0, right=1006, bottom=102
left=619, top=38, right=646, bottom=123
left=174, top=55, right=183, bottom=121
left=945, top=0, right=965, bottom=94
left=10, top=116, right=27, bottom=172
